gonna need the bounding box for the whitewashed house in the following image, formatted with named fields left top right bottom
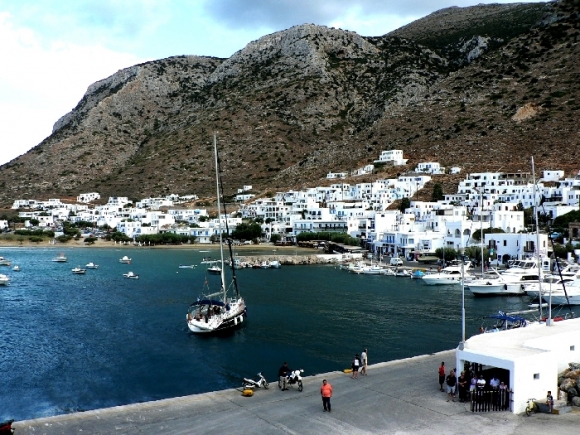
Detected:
left=77, top=192, right=100, bottom=203
left=456, top=318, right=580, bottom=414
left=416, top=162, right=445, bottom=175
left=326, top=172, right=348, bottom=179
left=374, top=150, right=408, bottom=166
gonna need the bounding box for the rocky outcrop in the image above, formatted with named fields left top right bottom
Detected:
left=558, top=363, right=580, bottom=406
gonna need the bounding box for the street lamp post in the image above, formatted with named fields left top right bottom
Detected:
left=459, top=246, right=466, bottom=350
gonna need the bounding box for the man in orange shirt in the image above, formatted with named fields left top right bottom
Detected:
left=321, top=379, right=333, bottom=412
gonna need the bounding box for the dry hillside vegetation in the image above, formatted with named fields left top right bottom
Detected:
left=0, top=0, right=579, bottom=207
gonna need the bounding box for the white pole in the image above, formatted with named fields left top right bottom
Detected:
left=460, top=247, right=466, bottom=348
left=531, top=156, right=544, bottom=322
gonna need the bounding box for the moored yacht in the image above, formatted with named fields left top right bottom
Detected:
left=421, top=260, right=472, bottom=285
left=542, top=279, right=580, bottom=305
left=0, top=274, right=9, bottom=285
left=467, top=259, right=541, bottom=296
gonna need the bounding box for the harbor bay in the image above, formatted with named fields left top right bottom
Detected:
left=1, top=247, right=576, bottom=421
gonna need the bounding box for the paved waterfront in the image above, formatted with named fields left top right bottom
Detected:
left=13, top=350, right=578, bottom=435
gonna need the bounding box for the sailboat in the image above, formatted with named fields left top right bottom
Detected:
left=186, top=134, right=247, bottom=334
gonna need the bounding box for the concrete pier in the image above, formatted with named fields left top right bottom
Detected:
left=13, top=350, right=578, bottom=434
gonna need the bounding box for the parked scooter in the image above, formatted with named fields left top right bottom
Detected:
left=242, top=372, right=269, bottom=389
left=279, top=369, right=304, bottom=391
left=0, top=419, right=14, bottom=434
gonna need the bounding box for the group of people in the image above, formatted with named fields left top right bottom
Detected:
left=350, top=349, right=368, bottom=379
left=438, top=362, right=509, bottom=404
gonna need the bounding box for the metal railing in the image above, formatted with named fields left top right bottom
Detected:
left=469, top=388, right=512, bottom=412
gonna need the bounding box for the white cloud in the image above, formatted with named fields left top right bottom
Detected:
left=0, top=12, right=146, bottom=165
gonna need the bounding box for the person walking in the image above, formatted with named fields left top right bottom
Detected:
left=321, top=379, right=333, bottom=412
left=360, top=349, right=368, bottom=376
left=278, top=362, right=290, bottom=390
left=351, top=354, right=361, bottom=379
left=438, top=362, right=445, bottom=392
left=446, top=369, right=457, bottom=402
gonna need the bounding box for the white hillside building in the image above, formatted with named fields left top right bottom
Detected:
left=416, top=162, right=445, bottom=175
left=374, top=150, right=408, bottom=166
left=77, top=192, right=100, bottom=203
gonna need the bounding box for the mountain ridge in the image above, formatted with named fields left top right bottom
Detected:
left=0, top=0, right=578, bottom=207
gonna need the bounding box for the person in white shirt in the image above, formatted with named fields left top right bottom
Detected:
left=489, top=376, right=500, bottom=389
left=360, top=349, right=368, bottom=376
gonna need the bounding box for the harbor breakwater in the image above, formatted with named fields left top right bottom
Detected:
left=236, top=254, right=343, bottom=265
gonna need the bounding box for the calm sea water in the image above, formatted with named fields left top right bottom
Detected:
left=0, top=247, right=575, bottom=421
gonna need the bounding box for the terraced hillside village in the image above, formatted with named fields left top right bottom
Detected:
left=0, top=0, right=579, bottom=208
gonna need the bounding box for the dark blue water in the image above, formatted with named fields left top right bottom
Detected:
left=0, top=247, right=575, bottom=421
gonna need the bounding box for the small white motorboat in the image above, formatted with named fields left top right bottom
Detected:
left=0, top=274, right=9, bottom=285
left=207, top=264, right=222, bottom=274
left=85, top=262, right=99, bottom=269
left=52, top=253, right=67, bottom=262
left=119, top=256, right=132, bottom=264
left=123, top=271, right=139, bottom=279
left=12, top=265, right=21, bottom=272
left=71, top=266, right=86, bottom=274
left=0, top=256, right=11, bottom=266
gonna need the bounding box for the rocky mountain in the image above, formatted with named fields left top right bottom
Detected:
left=0, top=0, right=579, bottom=208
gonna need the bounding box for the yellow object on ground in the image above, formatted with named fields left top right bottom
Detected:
left=242, top=389, right=254, bottom=397
left=343, top=368, right=353, bottom=373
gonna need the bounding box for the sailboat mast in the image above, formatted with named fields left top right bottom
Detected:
left=213, top=133, right=241, bottom=298
left=214, top=134, right=226, bottom=295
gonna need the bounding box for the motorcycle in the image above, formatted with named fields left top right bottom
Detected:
left=0, top=419, right=14, bottom=434
left=279, top=369, right=304, bottom=392
left=242, top=372, right=269, bottom=389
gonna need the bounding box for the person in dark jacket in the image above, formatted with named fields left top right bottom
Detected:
left=446, top=369, right=457, bottom=402
left=278, top=362, right=290, bottom=390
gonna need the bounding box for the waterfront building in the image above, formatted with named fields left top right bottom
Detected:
left=456, top=317, right=580, bottom=414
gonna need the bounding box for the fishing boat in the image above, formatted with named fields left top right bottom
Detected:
left=123, top=271, right=139, bottom=279
left=186, top=134, right=247, bottom=334
left=119, top=256, right=132, bottom=264
left=394, top=269, right=411, bottom=277
left=0, top=256, right=11, bottom=266
left=85, top=262, right=99, bottom=269
left=52, top=253, right=67, bottom=262
left=0, top=274, right=9, bottom=286
left=71, top=266, right=86, bottom=274
left=207, top=264, right=222, bottom=274
left=480, top=310, right=529, bottom=332
left=410, top=269, right=426, bottom=279
left=269, top=260, right=282, bottom=269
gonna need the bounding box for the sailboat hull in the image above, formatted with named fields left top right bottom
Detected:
left=187, top=298, right=247, bottom=333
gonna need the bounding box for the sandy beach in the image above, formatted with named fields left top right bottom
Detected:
left=0, top=237, right=312, bottom=253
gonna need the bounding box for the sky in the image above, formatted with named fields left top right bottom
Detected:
left=0, top=0, right=549, bottom=166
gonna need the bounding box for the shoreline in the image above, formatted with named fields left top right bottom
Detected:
left=0, top=238, right=311, bottom=252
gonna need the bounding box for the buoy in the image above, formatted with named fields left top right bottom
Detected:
left=343, top=368, right=353, bottom=374
left=242, top=389, right=254, bottom=397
